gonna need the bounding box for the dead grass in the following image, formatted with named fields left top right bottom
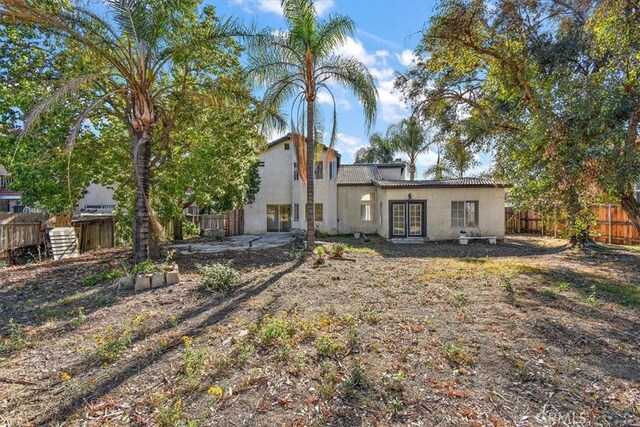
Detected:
left=0, top=237, right=639, bottom=426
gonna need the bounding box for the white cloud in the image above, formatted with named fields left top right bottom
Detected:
left=314, top=0, right=334, bottom=16
left=370, top=67, right=395, bottom=81
left=395, top=49, right=416, bottom=67
left=335, top=132, right=365, bottom=156
left=230, top=0, right=334, bottom=16
left=317, top=91, right=351, bottom=110
left=377, top=79, right=408, bottom=123
left=335, top=37, right=377, bottom=66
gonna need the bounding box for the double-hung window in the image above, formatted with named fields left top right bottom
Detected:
left=314, top=161, right=323, bottom=179
left=451, top=201, right=479, bottom=227
left=293, top=163, right=299, bottom=180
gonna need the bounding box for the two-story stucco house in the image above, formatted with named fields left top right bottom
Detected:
left=244, top=134, right=509, bottom=240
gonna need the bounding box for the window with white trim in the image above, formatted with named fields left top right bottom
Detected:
left=293, top=203, right=299, bottom=222
left=451, top=201, right=479, bottom=227
left=293, top=163, right=299, bottom=180
left=360, top=192, right=374, bottom=221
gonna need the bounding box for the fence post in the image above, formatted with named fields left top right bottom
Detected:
left=554, top=210, right=557, bottom=238
left=608, top=204, right=612, bottom=244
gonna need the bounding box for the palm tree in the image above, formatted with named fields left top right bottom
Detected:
left=1, top=1, right=245, bottom=262
left=247, top=0, right=377, bottom=249
left=423, top=146, right=456, bottom=180
left=443, top=133, right=478, bottom=178
left=354, top=132, right=395, bottom=164
left=386, top=117, right=431, bottom=180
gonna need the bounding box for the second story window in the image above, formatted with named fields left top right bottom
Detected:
left=284, top=143, right=290, bottom=150
left=315, top=161, right=323, bottom=179
left=329, top=161, right=336, bottom=180
left=293, top=163, right=299, bottom=180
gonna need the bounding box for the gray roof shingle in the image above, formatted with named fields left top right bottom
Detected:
left=374, top=178, right=509, bottom=188
left=337, top=165, right=382, bottom=185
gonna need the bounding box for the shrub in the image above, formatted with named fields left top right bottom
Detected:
left=315, top=333, right=344, bottom=358
left=439, top=342, right=474, bottom=366
left=84, top=269, right=121, bottom=286
left=198, top=263, right=239, bottom=291
left=132, top=260, right=156, bottom=275
left=182, top=220, right=200, bottom=239
left=331, top=243, right=346, bottom=258
left=313, top=246, right=326, bottom=265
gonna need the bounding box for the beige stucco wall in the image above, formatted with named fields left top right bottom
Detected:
left=244, top=139, right=338, bottom=234
left=244, top=142, right=293, bottom=234
left=377, top=187, right=506, bottom=240
left=337, top=185, right=379, bottom=234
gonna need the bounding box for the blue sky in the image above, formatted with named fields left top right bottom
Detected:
left=210, top=0, right=490, bottom=176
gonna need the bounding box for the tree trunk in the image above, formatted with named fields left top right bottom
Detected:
left=306, top=98, right=315, bottom=250
left=132, top=130, right=151, bottom=263
left=173, top=217, right=183, bottom=241
left=620, top=191, right=640, bottom=233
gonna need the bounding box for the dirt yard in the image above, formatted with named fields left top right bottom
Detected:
left=0, top=236, right=638, bottom=426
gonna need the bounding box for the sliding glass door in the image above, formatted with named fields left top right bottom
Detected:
left=266, top=205, right=292, bottom=232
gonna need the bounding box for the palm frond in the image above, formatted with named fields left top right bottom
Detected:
left=314, top=15, right=355, bottom=57
left=316, top=55, right=378, bottom=131
left=21, top=74, right=102, bottom=137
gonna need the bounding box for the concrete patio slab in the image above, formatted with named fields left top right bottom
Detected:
left=167, top=234, right=293, bottom=255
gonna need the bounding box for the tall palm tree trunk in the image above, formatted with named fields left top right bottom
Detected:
left=306, top=98, right=315, bottom=250
left=133, top=131, right=151, bottom=263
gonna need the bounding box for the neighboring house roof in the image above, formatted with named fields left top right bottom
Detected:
left=337, top=165, right=382, bottom=185
left=0, top=189, right=21, bottom=200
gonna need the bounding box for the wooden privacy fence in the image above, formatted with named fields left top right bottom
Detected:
left=505, top=204, right=640, bottom=245
left=0, top=213, right=47, bottom=258
left=179, top=209, right=244, bottom=236
left=1, top=213, right=116, bottom=260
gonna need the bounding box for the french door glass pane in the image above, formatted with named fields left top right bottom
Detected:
left=393, top=204, right=405, bottom=236
left=267, top=205, right=278, bottom=232
left=409, top=204, right=422, bottom=236
left=280, top=205, right=291, bottom=232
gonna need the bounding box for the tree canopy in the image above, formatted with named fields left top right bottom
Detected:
left=398, top=0, right=640, bottom=242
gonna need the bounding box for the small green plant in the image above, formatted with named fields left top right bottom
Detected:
left=318, top=360, right=340, bottom=399
left=132, top=260, right=156, bottom=275
left=71, top=307, right=86, bottom=327
left=357, top=309, right=381, bottom=325
left=315, top=333, right=344, bottom=358
left=382, top=371, right=406, bottom=392
left=313, top=246, right=326, bottom=265
left=586, top=285, right=598, bottom=305
left=387, top=396, right=405, bottom=414
left=157, top=400, right=197, bottom=427
left=0, top=260, right=7, bottom=269
left=331, top=243, right=346, bottom=258
left=94, top=326, right=133, bottom=363
left=84, top=269, right=121, bottom=286
left=198, top=263, right=239, bottom=291
left=4, top=318, right=27, bottom=350
left=439, top=342, right=473, bottom=366
left=181, top=336, right=208, bottom=380
left=555, top=281, right=570, bottom=292
left=347, top=324, right=359, bottom=349
left=343, top=361, right=368, bottom=394
left=256, top=315, right=298, bottom=348
left=182, top=220, right=200, bottom=239
left=448, top=291, right=467, bottom=307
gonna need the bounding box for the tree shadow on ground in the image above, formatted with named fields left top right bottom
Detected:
left=30, top=255, right=304, bottom=424
left=517, top=268, right=640, bottom=383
